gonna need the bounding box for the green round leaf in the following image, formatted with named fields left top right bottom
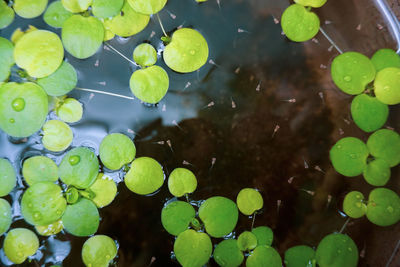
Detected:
left=0, top=158, right=16, bottom=196
left=168, top=168, right=197, bottom=197
left=366, top=188, right=400, bottom=226
left=3, top=228, right=39, bottom=264
left=251, top=226, right=273, bottom=247
left=350, top=94, right=388, bottom=132
left=367, top=129, right=400, bottom=167
left=35, top=219, right=63, bottom=236
left=124, top=157, right=164, bottom=195
left=133, top=43, right=157, bottom=67
left=281, top=4, right=320, bottom=42
left=0, top=198, right=12, bottom=235
left=62, top=198, right=99, bottom=236
left=342, top=191, right=367, bottom=219
left=246, top=245, right=282, bottom=267
left=284, top=245, right=316, bottom=267
left=37, top=61, right=77, bottom=97
left=43, top=0, right=73, bottom=28
left=129, top=65, right=169, bottom=104
left=14, top=30, right=64, bottom=78
left=61, top=0, right=92, bottom=13
left=62, top=15, right=104, bottom=59
left=0, top=1, right=15, bottom=29
left=329, top=137, right=368, bottom=177
left=21, top=182, right=67, bottom=226
left=236, top=188, right=263, bottom=216
left=127, top=0, right=167, bottom=15
left=104, top=1, right=149, bottom=37
left=59, top=147, right=100, bottom=189
left=363, top=158, right=391, bottom=186
left=371, top=48, right=400, bottom=72
left=213, top=239, right=244, bottom=267
left=13, top=0, right=48, bottom=19
left=42, top=120, right=73, bottom=152
left=315, top=233, right=358, bottom=267
left=174, top=229, right=212, bottom=267
left=374, top=67, right=400, bottom=105
left=89, top=174, right=117, bottom=208
left=99, top=133, right=136, bottom=170
left=82, top=235, right=118, bottom=267
left=22, top=156, right=58, bottom=186
left=0, top=82, right=48, bottom=138
left=92, top=0, right=123, bottom=19
left=0, top=37, right=15, bottom=82
left=331, top=52, right=376, bottom=95
left=56, top=98, right=83, bottom=123
left=198, top=196, right=238, bottom=238
left=161, top=200, right=196, bottom=236
left=237, top=231, right=257, bottom=251
left=294, top=0, right=327, bottom=8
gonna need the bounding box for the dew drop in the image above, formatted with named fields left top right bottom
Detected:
left=189, top=50, right=195, bottom=55
left=383, top=86, right=390, bottom=91
left=9, top=118, right=15, bottom=123
left=33, top=212, right=41, bottom=220
left=343, top=76, right=352, bottom=82
left=350, top=153, right=356, bottom=159
left=17, top=252, right=23, bottom=257
left=356, top=202, right=362, bottom=208
left=69, top=155, right=80, bottom=166
left=387, top=206, right=394, bottom=213
left=28, top=203, right=32, bottom=208
left=56, top=209, right=62, bottom=215
left=11, top=98, right=25, bottom=112
left=337, top=145, right=342, bottom=149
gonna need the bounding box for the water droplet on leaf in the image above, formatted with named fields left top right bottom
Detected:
left=11, top=98, right=25, bottom=112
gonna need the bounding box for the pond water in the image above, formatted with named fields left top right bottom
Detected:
left=0, top=0, right=399, bottom=266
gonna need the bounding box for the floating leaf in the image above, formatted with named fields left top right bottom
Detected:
left=0, top=37, right=15, bottom=82
left=174, top=229, right=212, bottom=267
left=22, top=156, right=58, bottom=186
left=127, top=0, right=167, bottom=15
left=350, top=94, right=388, bottom=132
left=21, top=182, right=67, bottom=226
left=133, top=43, right=157, bottom=67
left=59, top=147, right=100, bottom=189
left=366, top=188, right=400, bottom=226
left=56, top=98, right=83, bottom=123
left=102, top=19, right=115, bottom=41
left=0, top=1, right=14, bottom=29
left=329, top=137, right=368, bottom=177
left=89, top=174, right=117, bottom=208
left=284, top=245, right=316, bottom=267
left=251, top=226, right=273, bottom=247
left=82, top=235, right=118, bottom=267
left=373, top=67, right=400, bottom=105
left=99, top=133, right=136, bottom=170
left=124, top=157, right=164, bottom=195
left=13, top=0, right=48, bottom=19
left=236, top=188, right=263, bottom=216
left=42, top=120, right=73, bottom=152
left=37, top=61, right=77, bottom=97
left=62, top=15, right=104, bottom=59
left=367, top=129, right=400, bottom=167
left=363, top=158, right=391, bottom=186
left=331, top=52, right=376, bottom=95
left=0, top=198, right=12, bottom=235
left=198, top=196, right=238, bottom=238
left=0, top=82, right=48, bottom=138
left=281, top=4, right=320, bottom=42
left=237, top=231, right=257, bottom=251
left=0, top=158, right=16, bottom=197
left=35, top=219, right=63, bottom=236
left=61, top=0, right=92, bottom=13
left=294, top=0, right=327, bottom=8
left=246, top=245, right=282, bottom=267
left=3, top=228, right=39, bottom=264
left=371, top=48, right=400, bottom=72
left=163, top=28, right=209, bottom=73
left=92, top=0, right=123, bottom=19
left=43, top=1, right=73, bottom=28
left=168, top=168, right=197, bottom=197
left=342, top=191, right=367, bottom=219
left=315, top=233, right=358, bottom=267
left=62, top=198, right=99, bottom=236
left=161, top=200, right=195, bottom=236
left=213, top=239, right=244, bottom=267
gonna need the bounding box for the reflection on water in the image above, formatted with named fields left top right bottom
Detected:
left=0, top=0, right=399, bottom=266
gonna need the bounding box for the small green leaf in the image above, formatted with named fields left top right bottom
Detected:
left=22, top=156, right=58, bottom=186
left=56, top=98, right=83, bottom=123
left=127, top=0, right=167, bottom=15
left=284, top=245, right=316, bottom=267
left=82, top=235, right=118, bottom=267
left=0, top=37, right=14, bottom=82
left=42, top=120, right=73, bottom=152
left=89, top=174, right=117, bottom=208
left=174, top=229, right=212, bottom=267
left=363, top=158, right=391, bottom=186
left=251, top=226, right=273, bottom=247
left=62, top=198, right=99, bottom=236
left=294, top=0, right=327, bottom=8
left=0, top=1, right=15, bottom=29
left=342, top=191, right=367, bottom=219
left=315, top=233, right=358, bottom=267
left=237, top=231, right=258, bottom=251
left=246, top=245, right=282, bottom=267
left=13, top=0, right=48, bottom=19
left=0, top=158, right=16, bottom=197
left=371, top=48, right=400, bottom=72
left=236, top=188, right=263, bottom=216
left=350, top=94, right=388, bottom=132
left=213, top=239, right=244, bottom=267
left=35, top=219, right=63, bottom=236
left=168, top=168, right=197, bottom=197
left=4, top=228, right=39, bottom=264
left=133, top=43, right=157, bottom=67
left=99, top=133, right=136, bottom=170
left=0, top=198, right=12, bottom=235
left=366, top=188, right=400, bottom=226
left=373, top=67, right=400, bottom=105
left=367, top=129, right=400, bottom=167
left=161, top=200, right=196, bottom=236
left=43, top=1, right=73, bottom=28
left=91, top=0, right=123, bottom=19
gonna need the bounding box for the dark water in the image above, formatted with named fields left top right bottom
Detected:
left=1, top=0, right=400, bottom=266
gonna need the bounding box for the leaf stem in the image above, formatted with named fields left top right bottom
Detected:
left=156, top=13, right=169, bottom=38
left=75, top=87, right=135, bottom=100
left=319, top=27, right=344, bottom=54
left=251, top=211, right=257, bottom=230
left=339, top=217, right=350, bottom=233
left=104, top=42, right=138, bottom=66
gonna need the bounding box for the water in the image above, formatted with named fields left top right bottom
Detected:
left=1, top=0, right=400, bottom=266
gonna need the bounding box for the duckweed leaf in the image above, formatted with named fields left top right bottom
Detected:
left=133, top=43, right=157, bottom=67
left=294, top=0, right=327, bottom=8
left=213, top=239, right=244, bottom=267
left=22, top=156, right=58, bottom=186
left=13, top=0, right=48, bottom=19
left=0, top=198, right=12, bottom=235
left=329, top=137, right=369, bottom=177
left=59, top=147, right=100, bottom=189
left=367, top=129, right=400, bottom=167
left=284, top=245, right=316, bottom=267
left=371, top=48, right=400, bottom=72
left=168, top=168, right=197, bottom=197
left=62, top=198, right=99, bottom=236
left=62, top=15, right=104, bottom=59
left=246, top=245, right=282, bottom=267
left=366, top=188, right=400, bottom=226
left=3, top=228, right=39, bottom=264
left=0, top=1, right=14, bottom=29
left=163, top=28, right=209, bottom=73
left=198, top=196, right=238, bottom=238
left=237, top=231, right=257, bottom=251
left=0, top=158, right=16, bottom=196
left=236, top=188, right=263, bottom=216
left=315, top=233, right=358, bottom=267
left=281, top=4, right=320, bottom=42
left=251, top=226, right=273, bottom=247
left=82, top=235, right=118, bottom=267
left=89, top=174, right=117, bottom=208
left=0, top=82, right=48, bottom=138
left=161, top=200, right=196, bottom=236
left=124, top=157, right=164, bottom=195
left=127, top=0, right=167, bottom=15
left=350, top=94, right=388, bottom=132
left=363, top=158, right=391, bottom=186
left=42, top=120, right=73, bottom=152
left=61, top=0, right=92, bottom=13
left=35, top=219, right=63, bottom=236
left=102, top=19, right=115, bottom=41
left=342, top=191, right=367, bottom=219
left=43, top=1, right=73, bottom=28
left=174, top=229, right=212, bottom=267
left=56, top=98, right=83, bottom=123
left=99, top=133, right=136, bottom=170
left=373, top=67, right=400, bottom=105
left=92, top=0, right=123, bottom=19
left=331, top=52, right=376, bottom=95
left=0, top=37, right=15, bottom=82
